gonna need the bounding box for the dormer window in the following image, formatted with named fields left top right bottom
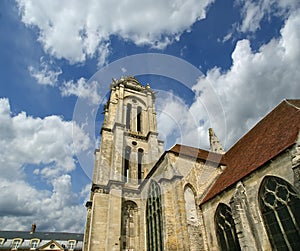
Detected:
left=67, top=240, right=76, bottom=250
left=11, top=238, right=22, bottom=249
left=0, top=238, right=5, bottom=245
left=30, top=239, right=40, bottom=249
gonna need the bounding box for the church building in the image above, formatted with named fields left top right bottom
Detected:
left=83, top=76, right=300, bottom=251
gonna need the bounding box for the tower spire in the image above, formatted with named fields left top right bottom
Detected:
left=209, top=128, right=224, bottom=154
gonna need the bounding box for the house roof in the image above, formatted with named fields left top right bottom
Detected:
left=201, top=99, right=300, bottom=204
left=0, top=230, right=83, bottom=241
left=169, top=144, right=226, bottom=165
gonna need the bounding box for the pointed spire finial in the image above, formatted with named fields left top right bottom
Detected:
left=209, top=128, right=224, bottom=154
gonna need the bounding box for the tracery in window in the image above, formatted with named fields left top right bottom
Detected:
left=146, top=181, right=163, bottom=251
left=215, top=203, right=241, bottom=251
left=259, top=176, right=300, bottom=250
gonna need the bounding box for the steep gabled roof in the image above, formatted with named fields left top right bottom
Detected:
left=201, top=99, right=300, bottom=204
left=169, top=144, right=226, bottom=165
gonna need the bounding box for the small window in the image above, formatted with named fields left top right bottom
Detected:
left=12, top=239, right=22, bottom=249
left=30, top=239, right=40, bottom=249
left=68, top=240, right=76, bottom=250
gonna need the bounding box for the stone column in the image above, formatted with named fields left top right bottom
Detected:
left=230, top=182, right=261, bottom=251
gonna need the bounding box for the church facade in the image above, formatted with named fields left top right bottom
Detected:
left=83, top=76, right=300, bottom=251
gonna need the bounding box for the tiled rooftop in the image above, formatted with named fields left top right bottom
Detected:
left=201, top=99, right=300, bottom=204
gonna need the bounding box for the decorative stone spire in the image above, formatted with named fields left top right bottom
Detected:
left=209, top=128, right=224, bottom=154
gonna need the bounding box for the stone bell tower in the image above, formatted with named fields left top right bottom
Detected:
left=83, top=76, right=164, bottom=251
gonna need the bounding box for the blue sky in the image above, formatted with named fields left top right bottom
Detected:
left=0, top=0, right=299, bottom=232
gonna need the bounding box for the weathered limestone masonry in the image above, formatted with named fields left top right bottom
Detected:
left=292, top=132, right=300, bottom=191
left=83, top=77, right=164, bottom=251
left=83, top=76, right=300, bottom=251
left=201, top=148, right=298, bottom=250
left=83, top=76, right=225, bottom=251
left=200, top=100, right=300, bottom=251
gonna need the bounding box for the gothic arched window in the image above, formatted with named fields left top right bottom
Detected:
left=146, top=181, right=163, bottom=251
left=215, top=203, right=241, bottom=251
left=259, top=176, right=300, bottom=250
left=124, top=146, right=131, bottom=182
left=126, top=104, right=132, bottom=130
left=138, top=148, right=143, bottom=183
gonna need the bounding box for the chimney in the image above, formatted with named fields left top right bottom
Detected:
left=30, top=223, right=36, bottom=234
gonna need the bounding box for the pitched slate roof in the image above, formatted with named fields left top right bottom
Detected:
left=201, top=99, right=300, bottom=204
left=0, top=230, right=83, bottom=241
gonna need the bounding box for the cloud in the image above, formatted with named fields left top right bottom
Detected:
left=193, top=9, right=300, bottom=148
left=60, top=78, right=101, bottom=105
left=16, top=0, right=214, bottom=65
left=156, top=91, right=205, bottom=150
left=0, top=98, right=90, bottom=180
left=236, top=0, right=299, bottom=33
left=0, top=98, right=91, bottom=231
left=0, top=176, right=89, bottom=232
left=28, top=57, right=62, bottom=86
left=156, top=8, right=300, bottom=151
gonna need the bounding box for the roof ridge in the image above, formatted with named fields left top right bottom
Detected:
left=285, top=99, right=300, bottom=110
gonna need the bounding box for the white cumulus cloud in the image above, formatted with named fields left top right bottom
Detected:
left=60, top=78, right=101, bottom=105
left=16, top=0, right=214, bottom=65
left=28, top=57, right=62, bottom=86
left=157, top=8, right=300, bottom=150
left=0, top=98, right=91, bottom=231
left=193, top=9, right=300, bottom=148
left=236, top=0, right=299, bottom=33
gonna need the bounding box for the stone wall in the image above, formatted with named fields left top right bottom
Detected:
left=201, top=146, right=297, bottom=251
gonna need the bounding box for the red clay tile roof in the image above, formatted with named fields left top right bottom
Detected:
left=201, top=99, right=300, bottom=204
left=169, top=144, right=226, bottom=165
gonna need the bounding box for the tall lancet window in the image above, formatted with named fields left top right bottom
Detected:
left=124, top=146, right=131, bottom=182
left=215, top=203, right=241, bottom=251
left=126, top=104, right=132, bottom=130
left=184, top=185, right=201, bottom=250
left=137, top=106, right=142, bottom=132
left=146, top=181, right=163, bottom=251
left=138, top=148, right=143, bottom=184
left=121, top=201, right=138, bottom=251
left=259, top=176, right=300, bottom=250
